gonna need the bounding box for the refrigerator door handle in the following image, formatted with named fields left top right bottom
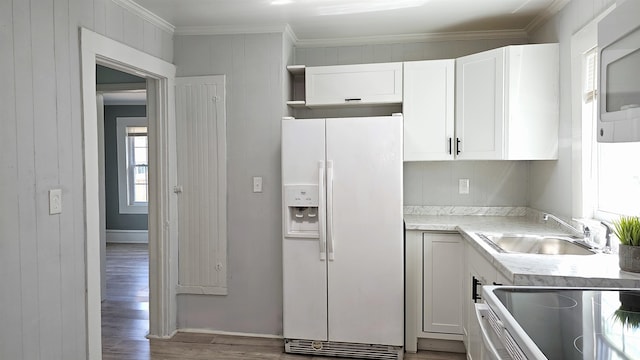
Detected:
left=318, top=160, right=326, bottom=261
left=327, top=160, right=335, bottom=261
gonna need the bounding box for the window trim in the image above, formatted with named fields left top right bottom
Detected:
left=116, top=116, right=148, bottom=214
left=571, top=5, right=615, bottom=220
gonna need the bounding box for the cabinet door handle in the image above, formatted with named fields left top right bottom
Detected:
left=344, top=98, right=362, bottom=102
left=472, top=276, right=482, bottom=303
left=448, top=137, right=452, bottom=155
left=456, top=138, right=461, bottom=155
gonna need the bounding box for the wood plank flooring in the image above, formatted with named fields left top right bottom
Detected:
left=102, top=243, right=465, bottom=360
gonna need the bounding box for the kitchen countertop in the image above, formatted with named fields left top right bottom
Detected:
left=404, top=211, right=640, bottom=288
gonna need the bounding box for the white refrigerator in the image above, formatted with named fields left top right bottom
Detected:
left=281, top=114, right=404, bottom=359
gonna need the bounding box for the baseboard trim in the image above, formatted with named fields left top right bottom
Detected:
left=417, top=338, right=466, bottom=353
left=147, top=329, right=178, bottom=340
left=177, top=328, right=284, bottom=340
left=106, top=229, right=148, bottom=243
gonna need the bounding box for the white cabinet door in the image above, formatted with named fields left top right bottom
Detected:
left=455, top=44, right=559, bottom=160
left=282, top=119, right=328, bottom=341
left=325, top=116, right=404, bottom=346
left=455, top=48, right=505, bottom=160
left=305, top=62, right=403, bottom=106
left=423, top=232, right=464, bottom=334
left=403, top=60, right=455, bottom=161
left=464, top=244, right=498, bottom=360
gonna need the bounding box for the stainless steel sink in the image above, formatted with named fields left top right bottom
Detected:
left=476, top=233, right=596, bottom=255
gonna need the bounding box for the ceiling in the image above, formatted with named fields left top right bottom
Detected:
left=131, top=0, right=567, bottom=44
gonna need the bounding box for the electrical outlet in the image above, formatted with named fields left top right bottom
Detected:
left=49, top=189, right=62, bottom=214
left=459, top=179, right=470, bottom=194
left=253, top=177, right=263, bottom=193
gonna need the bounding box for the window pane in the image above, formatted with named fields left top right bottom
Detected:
left=598, top=142, right=640, bottom=216
left=134, top=148, right=148, bottom=164
left=127, top=126, right=147, bottom=136
left=125, top=126, right=148, bottom=205
left=134, top=184, right=148, bottom=202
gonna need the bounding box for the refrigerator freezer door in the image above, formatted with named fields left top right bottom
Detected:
left=282, top=119, right=329, bottom=340
left=325, top=116, right=404, bottom=345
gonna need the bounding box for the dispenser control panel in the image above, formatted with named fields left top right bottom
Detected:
left=285, top=185, right=319, bottom=207
left=283, top=185, right=320, bottom=239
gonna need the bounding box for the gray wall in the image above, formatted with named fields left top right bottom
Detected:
left=404, top=161, right=530, bottom=206
left=528, top=0, right=617, bottom=218
left=174, top=33, right=286, bottom=335
left=104, top=105, right=149, bottom=230
left=0, top=0, right=172, bottom=358
left=172, top=33, right=532, bottom=336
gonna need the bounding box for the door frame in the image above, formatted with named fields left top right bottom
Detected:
left=80, top=27, right=178, bottom=359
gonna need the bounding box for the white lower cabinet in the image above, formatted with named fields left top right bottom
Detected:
left=463, top=244, right=512, bottom=360
left=406, top=231, right=464, bottom=353
left=423, top=232, right=464, bottom=334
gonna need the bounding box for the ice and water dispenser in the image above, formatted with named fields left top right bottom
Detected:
left=284, top=185, right=319, bottom=238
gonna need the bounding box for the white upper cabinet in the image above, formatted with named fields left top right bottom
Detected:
left=403, top=60, right=455, bottom=161
left=305, top=62, right=403, bottom=107
left=455, top=44, right=559, bottom=160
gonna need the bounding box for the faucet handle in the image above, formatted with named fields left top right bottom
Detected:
left=600, top=221, right=613, bottom=253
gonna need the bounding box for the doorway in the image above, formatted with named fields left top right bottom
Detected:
left=96, top=65, right=151, bottom=356
left=80, top=28, right=178, bottom=360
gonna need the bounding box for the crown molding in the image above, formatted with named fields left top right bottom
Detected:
left=524, top=0, right=570, bottom=34
left=293, top=29, right=529, bottom=48
left=175, top=23, right=528, bottom=47
left=175, top=24, right=292, bottom=36
left=283, top=24, right=299, bottom=45
left=111, top=0, right=175, bottom=34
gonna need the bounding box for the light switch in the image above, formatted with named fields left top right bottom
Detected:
left=459, top=179, right=470, bottom=195
left=253, top=177, right=263, bottom=193
left=49, top=189, right=62, bottom=214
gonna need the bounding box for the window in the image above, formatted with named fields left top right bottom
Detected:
left=576, top=10, right=640, bottom=220
left=117, top=117, right=148, bottom=214
left=597, top=141, right=640, bottom=217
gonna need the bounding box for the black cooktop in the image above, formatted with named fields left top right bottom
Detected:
left=493, top=288, right=640, bottom=360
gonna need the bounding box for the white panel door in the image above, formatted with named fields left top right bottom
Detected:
left=282, top=118, right=328, bottom=341
left=455, top=48, right=505, bottom=159
left=325, top=115, right=404, bottom=345
left=403, top=60, right=455, bottom=161
left=175, top=75, right=228, bottom=295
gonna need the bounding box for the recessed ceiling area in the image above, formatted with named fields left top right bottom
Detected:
left=132, top=0, right=566, bottom=43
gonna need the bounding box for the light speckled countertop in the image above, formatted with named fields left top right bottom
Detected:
left=404, top=209, right=640, bottom=288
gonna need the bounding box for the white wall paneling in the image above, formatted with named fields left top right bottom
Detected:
left=1, top=1, right=173, bottom=359
left=175, top=75, right=228, bottom=295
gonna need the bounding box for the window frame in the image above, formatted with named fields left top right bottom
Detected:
left=116, top=116, right=149, bottom=214
left=571, top=5, right=615, bottom=221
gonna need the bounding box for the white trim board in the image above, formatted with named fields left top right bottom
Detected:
left=106, top=229, right=149, bottom=243
left=176, top=328, right=284, bottom=340
left=80, top=27, right=178, bottom=360
left=112, top=0, right=175, bottom=34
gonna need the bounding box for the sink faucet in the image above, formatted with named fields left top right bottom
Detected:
left=600, top=221, right=613, bottom=254
left=542, top=213, right=590, bottom=239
